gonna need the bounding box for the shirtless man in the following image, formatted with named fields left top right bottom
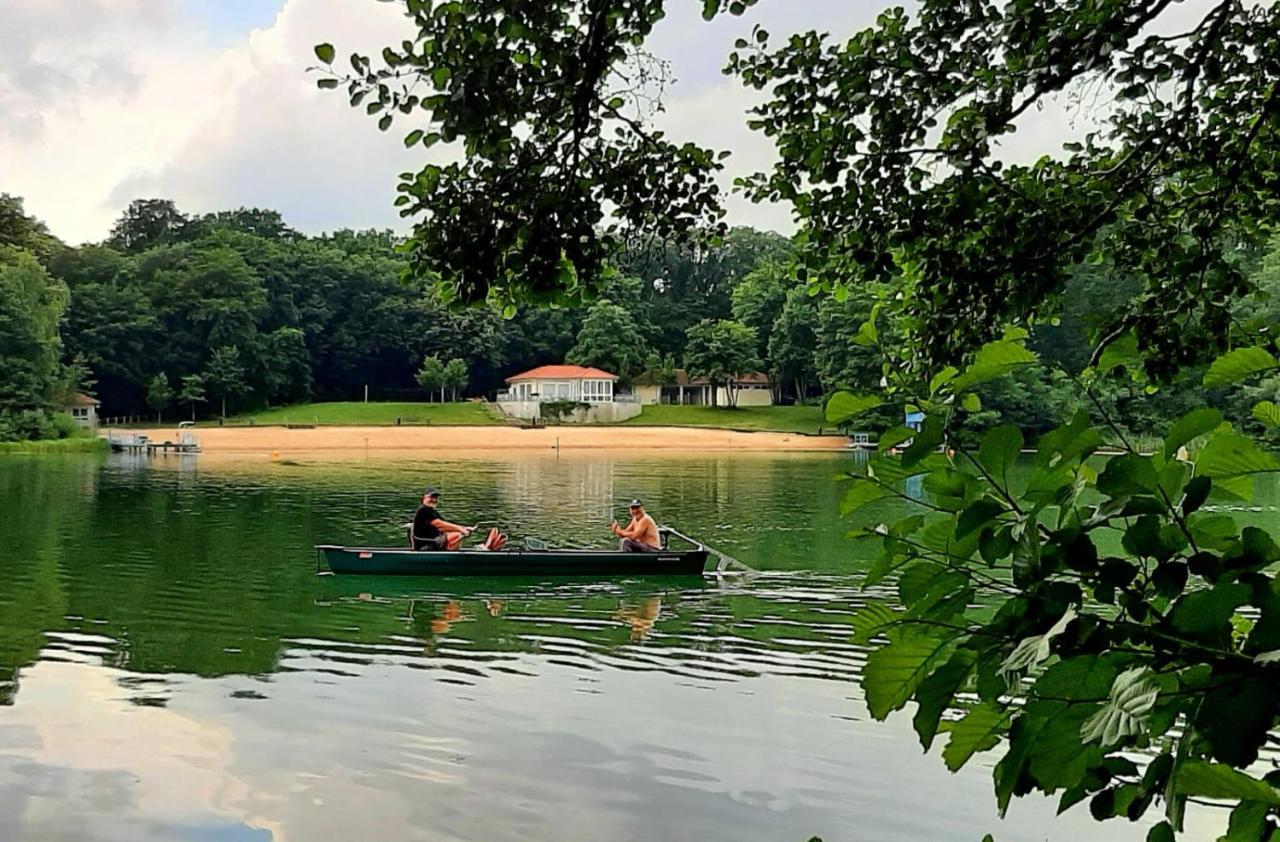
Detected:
left=610, top=499, right=661, bottom=552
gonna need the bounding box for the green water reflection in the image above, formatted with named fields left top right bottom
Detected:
left=0, top=453, right=1238, bottom=841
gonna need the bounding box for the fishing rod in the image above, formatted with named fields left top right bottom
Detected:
left=661, top=525, right=757, bottom=574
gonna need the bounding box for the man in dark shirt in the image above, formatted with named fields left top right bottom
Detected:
left=411, top=488, right=506, bottom=551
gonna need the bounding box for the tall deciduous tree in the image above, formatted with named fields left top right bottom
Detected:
left=566, top=299, right=649, bottom=383
left=415, top=355, right=445, bottom=402
left=683, top=319, right=759, bottom=408
left=178, top=374, right=206, bottom=422
left=108, top=199, right=189, bottom=253
left=203, top=346, right=246, bottom=420
left=0, top=247, right=66, bottom=421
left=146, top=373, right=172, bottom=423
left=442, top=358, right=469, bottom=402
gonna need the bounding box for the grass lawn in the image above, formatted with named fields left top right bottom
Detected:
left=0, top=437, right=108, bottom=454
left=217, top=401, right=503, bottom=426
left=622, top=404, right=833, bottom=434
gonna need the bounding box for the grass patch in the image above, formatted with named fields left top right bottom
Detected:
left=0, top=437, right=109, bottom=454
left=214, top=401, right=503, bottom=426
left=622, top=404, right=834, bottom=434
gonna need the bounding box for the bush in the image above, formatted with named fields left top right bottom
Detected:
left=0, top=409, right=57, bottom=442
left=50, top=412, right=80, bottom=439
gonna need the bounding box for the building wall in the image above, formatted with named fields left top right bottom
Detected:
left=718, top=386, right=774, bottom=407
left=633, top=384, right=661, bottom=405
left=495, top=400, right=641, bottom=424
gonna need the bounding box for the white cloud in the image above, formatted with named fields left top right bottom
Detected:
left=0, top=0, right=1223, bottom=244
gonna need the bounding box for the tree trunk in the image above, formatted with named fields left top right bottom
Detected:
left=221, top=396, right=226, bottom=420
left=191, top=403, right=196, bottom=422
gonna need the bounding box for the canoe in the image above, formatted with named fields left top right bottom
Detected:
left=316, top=544, right=710, bottom=576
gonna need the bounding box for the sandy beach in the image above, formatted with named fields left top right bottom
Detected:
left=114, top=425, right=850, bottom=456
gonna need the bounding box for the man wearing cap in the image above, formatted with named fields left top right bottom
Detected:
left=611, top=500, right=661, bottom=552
left=412, top=488, right=506, bottom=551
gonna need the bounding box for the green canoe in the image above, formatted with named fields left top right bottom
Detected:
left=316, top=544, right=709, bottom=576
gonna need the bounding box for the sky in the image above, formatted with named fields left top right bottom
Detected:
left=0, top=0, right=1211, bottom=245
left=0, top=0, right=890, bottom=244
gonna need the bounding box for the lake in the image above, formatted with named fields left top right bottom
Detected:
left=0, top=452, right=1237, bottom=841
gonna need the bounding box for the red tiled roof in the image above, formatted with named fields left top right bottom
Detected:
left=65, top=392, right=100, bottom=407
left=506, top=364, right=618, bottom=382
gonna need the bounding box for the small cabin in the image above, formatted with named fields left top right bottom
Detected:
left=63, top=393, right=100, bottom=432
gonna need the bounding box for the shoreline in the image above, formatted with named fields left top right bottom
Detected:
left=108, top=425, right=851, bottom=455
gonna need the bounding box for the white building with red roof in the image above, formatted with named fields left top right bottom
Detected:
left=497, top=364, right=640, bottom=423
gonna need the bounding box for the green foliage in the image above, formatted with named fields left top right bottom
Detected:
left=683, top=319, right=760, bottom=407
left=204, top=346, right=247, bottom=419
left=837, top=333, right=1280, bottom=839
left=0, top=247, right=66, bottom=418
left=539, top=398, right=588, bottom=425
left=316, top=1, right=742, bottom=310
left=178, top=374, right=207, bottom=422
left=415, top=355, right=445, bottom=398
left=733, top=2, right=1280, bottom=379
left=441, top=357, right=469, bottom=401
left=145, top=373, right=173, bottom=421
left=566, top=298, right=649, bottom=383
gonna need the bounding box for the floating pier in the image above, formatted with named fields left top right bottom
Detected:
left=106, top=432, right=201, bottom=454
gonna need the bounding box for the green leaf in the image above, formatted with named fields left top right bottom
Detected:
left=961, top=393, right=982, bottom=413
left=316, top=78, right=339, bottom=90
left=878, top=426, right=916, bottom=451
left=1146, top=822, right=1175, bottom=842
left=942, top=703, right=1010, bottom=771
left=314, top=43, right=336, bottom=64
left=851, top=600, right=898, bottom=645
left=901, top=415, right=943, bottom=467
left=978, top=425, right=1023, bottom=486
left=1097, top=453, right=1159, bottom=498
left=913, top=650, right=976, bottom=750
left=863, top=629, right=954, bottom=720
left=1095, top=331, right=1139, bottom=375
left=951, top=339, right=1038, bottom=393
left=378, top=113, right=393, bottom=131
left=1163, top=407, right=1223, bottom=459
left=1174, top=761, right=1280, bottom=806
left=1080, top=668, right=1159, bottom=747
left=956, top=497, right=1004, bottom=538
left=840, top=480, right=888, bottom=516
left=1203, top=346, right=1279, bottom=388
left=999, top=608, right=1076, bottom=675
left=1253, top=400, right=1280, bottom=429
left=1196, top=431, right=1280, bottom=479
left=1224, top=801, right=1271, bottom=841
left=404, top=129, right=424, bottom=148
left=826, top=391, right=883, bottom=425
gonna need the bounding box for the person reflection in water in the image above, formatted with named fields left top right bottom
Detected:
left=610, top=499, right=661, bottom=552
left=614, top=597, right=662, bottom=642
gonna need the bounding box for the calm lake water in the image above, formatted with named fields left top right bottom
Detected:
left=0, top=451, right=1243, bottom=841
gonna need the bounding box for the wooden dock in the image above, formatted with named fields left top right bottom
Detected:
left=106, top=432, right=201, bottom=454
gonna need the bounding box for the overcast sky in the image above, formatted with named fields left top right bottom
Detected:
left=0, top=0, right=1211, bottom=245
left=0, top=0, right=890, bottom=244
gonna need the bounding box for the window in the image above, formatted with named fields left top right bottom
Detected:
left=72, top=408, right=88, bottom=419
left=582, top=380, right=611, bottom=402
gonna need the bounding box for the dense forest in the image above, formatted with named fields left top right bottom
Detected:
left=1, top=191, right=1277, bottom=441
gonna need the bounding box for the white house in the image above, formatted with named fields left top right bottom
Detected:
left=632, top=369, right=773, bottom=407
left=496, top=365, right=641, bottom=423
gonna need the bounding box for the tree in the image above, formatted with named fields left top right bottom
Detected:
left=314, top=3, right=737, bottom=310
left=442, top=358, right=469, bottom=402
left=178, top=374, right=206, bottom=422
left=146, top=373, right=173, bottom=423
left=767, top=286, right=818, bottom=402
left=108, top=199, right=189, bottom=253
left=203, top=346, right=246, bottom=420
left=0, top=247, right=67, bottom=421
left=683, top=319, right=759, bottom=408
left=0, top=194, right=60, bottom=261
left=566, top=299, right=649, bottom=384
left=415, top=355, right=445, bottom=402
left=730, top=261, right=789, bottom=364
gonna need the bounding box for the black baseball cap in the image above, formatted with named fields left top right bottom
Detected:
left=424, top=487, right=441, bottom=498
left=629, top=499, right=643, bottom=508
